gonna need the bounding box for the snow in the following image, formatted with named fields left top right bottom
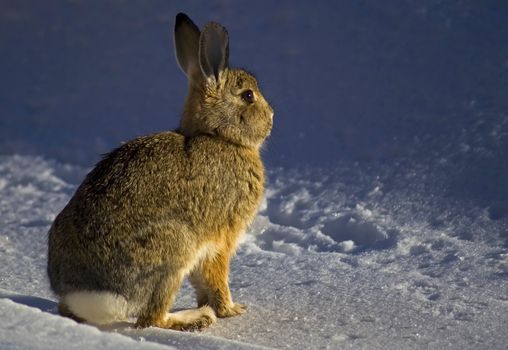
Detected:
left=1, top=1, right=507, bottom=349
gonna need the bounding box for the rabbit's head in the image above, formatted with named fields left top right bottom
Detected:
left=174, top=13, right=273, bottom=149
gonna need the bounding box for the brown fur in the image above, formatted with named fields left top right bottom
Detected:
left=47, top=13, right=273, bottom=330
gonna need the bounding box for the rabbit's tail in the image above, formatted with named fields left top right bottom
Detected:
left=60, top=291, right=129, bottom=325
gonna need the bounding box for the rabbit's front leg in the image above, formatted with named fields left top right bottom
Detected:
left=189, top=251, right=246, bottom=318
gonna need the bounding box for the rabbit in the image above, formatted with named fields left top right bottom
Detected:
left=47, top=12, right=273, bottom=331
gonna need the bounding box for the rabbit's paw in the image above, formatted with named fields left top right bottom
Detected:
left=172, top=306, right=217, bottom=331
left=216, top=303, right=247, bottom=318
left=135, top=307, right=216, bottom=331
left=178, top=312, right=216, bottom=332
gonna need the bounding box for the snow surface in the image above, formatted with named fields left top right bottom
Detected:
left=1, top=1, right=507, bottom=349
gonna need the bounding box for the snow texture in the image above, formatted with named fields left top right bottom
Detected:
left=1, top=1, right=507, bottom=349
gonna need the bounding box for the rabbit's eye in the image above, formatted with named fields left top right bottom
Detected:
left=241, top=90, right=254, bottom=104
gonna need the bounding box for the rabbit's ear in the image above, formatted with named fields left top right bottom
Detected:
left=199, top=22, right=229, bottom=82
left=174, top=13, right=201, bottom=77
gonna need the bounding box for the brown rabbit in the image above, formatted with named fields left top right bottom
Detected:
left=47, top=13, right=273, bottom=331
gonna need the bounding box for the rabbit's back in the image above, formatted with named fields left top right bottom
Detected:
left=48, top=131, right=264, bottom=301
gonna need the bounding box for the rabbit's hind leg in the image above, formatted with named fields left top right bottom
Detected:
left=135, top=271, right=216, bottom=331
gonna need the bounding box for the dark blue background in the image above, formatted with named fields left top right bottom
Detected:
left=1, top=0, right=507, bottom=204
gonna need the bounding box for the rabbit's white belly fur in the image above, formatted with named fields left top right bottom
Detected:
left=63, top=243, right=218, bottom=325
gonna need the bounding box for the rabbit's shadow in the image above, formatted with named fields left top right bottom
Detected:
left=0, top=292, right=58, bottom=314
